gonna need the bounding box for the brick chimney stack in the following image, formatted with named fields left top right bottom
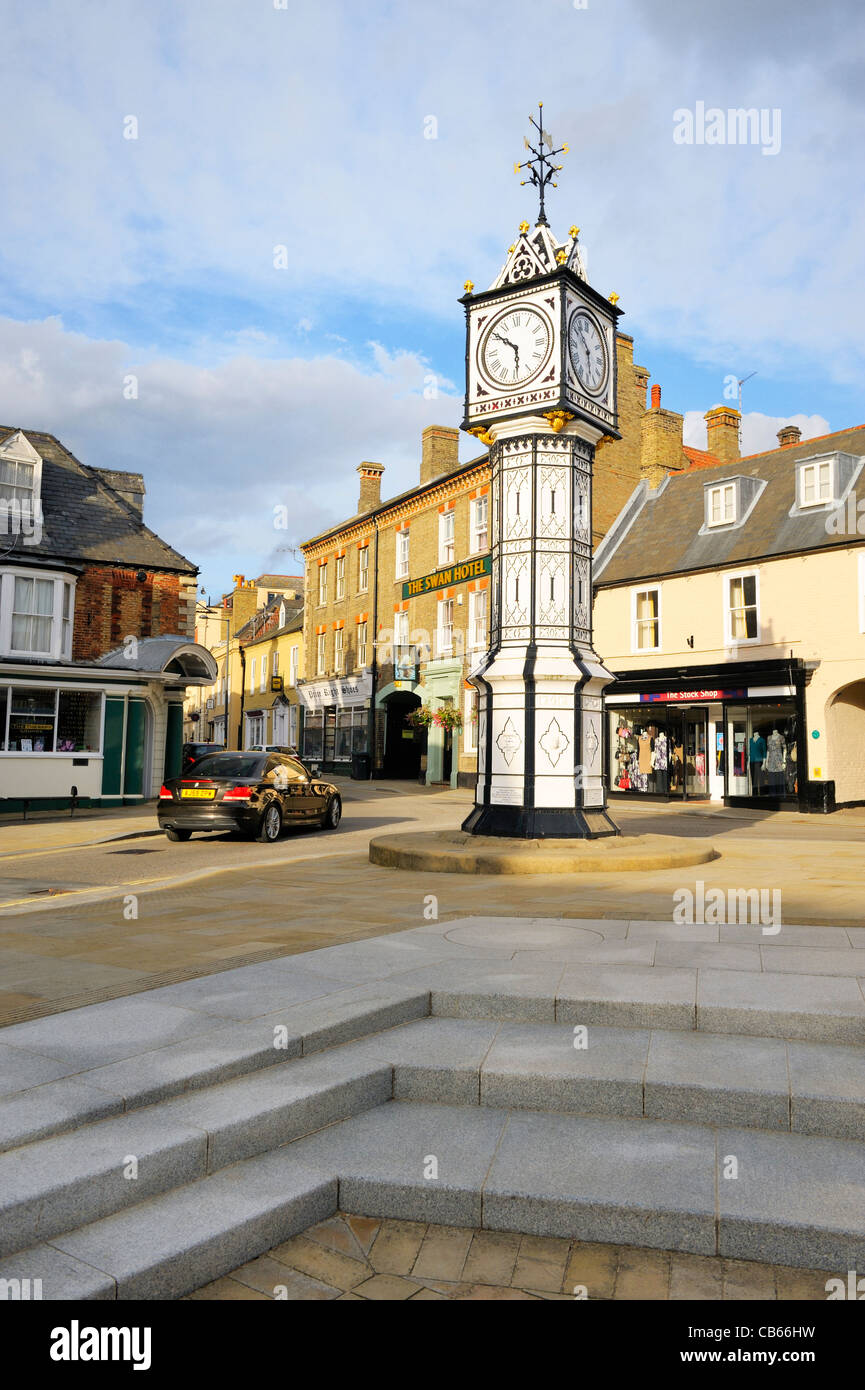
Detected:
left=777, top=424, right=802, bottom=449
left=640, top=382, right=687, bottom=489
left=356, top=462, right=385, bottom=513
left=420, top=424, right=460, bottom=486
left=705, top=405, right=741, bottom=465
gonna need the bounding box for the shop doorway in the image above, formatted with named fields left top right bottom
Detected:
left=383, top=691, right=425, bottom=778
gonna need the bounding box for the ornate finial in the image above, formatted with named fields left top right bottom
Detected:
left=555, top=248, right=567, bottom=264
left=507, top=245, right=515, bottom=253
left=609, top=292, right=620, bottom=305
left=513, top=103, right=568, bottom=227
left=518, top=220, right=530, bottom=234
left=569, top=225, right=580, bottom=239
left=464, top=280, right=474, bottom=294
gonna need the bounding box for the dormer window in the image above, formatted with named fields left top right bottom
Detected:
left=707, top=483, right=736, bottom=527
left=798, top=459, right=834, bottom=507
left=0, top=432, right=44, bottom=537
left=701, top=474, right=766, bottom=533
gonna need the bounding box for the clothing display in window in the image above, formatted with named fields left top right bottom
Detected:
left=765, top=728, right=787, bottom=794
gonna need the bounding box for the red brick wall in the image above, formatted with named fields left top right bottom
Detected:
left=71, top=566, right=184, bottom=661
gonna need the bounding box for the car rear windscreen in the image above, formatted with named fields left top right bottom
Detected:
left=187, top=755, right=265, bottom=778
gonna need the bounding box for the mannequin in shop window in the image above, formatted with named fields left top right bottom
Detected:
left=652, top=727, right=668, bottom=794
left=749, top=729, right=766, bottom=794
left=765, top=727, right=787, bottom=795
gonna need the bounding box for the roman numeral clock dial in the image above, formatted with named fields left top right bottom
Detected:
left=567, top=309, right=608, bottom=394
left=480, top=307, right=552, bottom=387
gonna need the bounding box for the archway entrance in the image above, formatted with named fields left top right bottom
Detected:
left=384, top=691, right=425, bottom=778
left=827, top=679, right=865, bottom=805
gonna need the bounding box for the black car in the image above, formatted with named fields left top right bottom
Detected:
left=158, top=751, right=342, bottom=842
left=181, top=741, right=225, bottom=771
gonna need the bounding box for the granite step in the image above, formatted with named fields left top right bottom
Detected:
left=0, top=1049, right=391, bottom=1258
left=411, top=961, right=865, bottom=1043
left=287, top=1100, right=865, bottom=1273
left=342, top=1016, right=865, bottom=1142
left=0, top=982, right=429, bottom=1152
left=0, top=1149, right=337, bottom=1300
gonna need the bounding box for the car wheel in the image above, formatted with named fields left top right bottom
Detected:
left=257, top=802, right=282, bottom=842
left=323, top=795, right=342, bottom=830
left=165, top=827, right=191, bottom=842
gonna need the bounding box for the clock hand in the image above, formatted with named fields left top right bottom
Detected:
left=492, top=331, right=518, bottom=354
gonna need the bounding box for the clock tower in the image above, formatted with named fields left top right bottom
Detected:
left=461, top=106, right=620, bottom=838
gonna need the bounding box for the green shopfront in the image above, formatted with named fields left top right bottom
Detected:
left=0, top=641, right=216, bottom=814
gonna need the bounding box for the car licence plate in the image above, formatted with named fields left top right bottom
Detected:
left=181, top=788, right=216, bottom=799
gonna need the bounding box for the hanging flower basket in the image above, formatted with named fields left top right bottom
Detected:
left=404, top=704, right=463, bottom=731
left=404, top=705, right=434, bottom=729
left=432, top=705, right=462, bottom=731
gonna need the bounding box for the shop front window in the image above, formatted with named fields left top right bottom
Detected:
left=303, top=711, right=323, bottom=760
left=335, top=709, right=353, bottom=759
left=351, top=708, right=369, bottom=754
left=726, top=701, right=798, bottom=799
left=609, top=705, right=709, bottom=799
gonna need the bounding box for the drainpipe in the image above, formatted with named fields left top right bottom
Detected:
left=238, top=644, right=246, bottom=750
left=369, top=522, right=379, bottom=775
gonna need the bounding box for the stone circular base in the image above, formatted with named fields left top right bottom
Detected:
left=368, top=829, right=718, bottom=875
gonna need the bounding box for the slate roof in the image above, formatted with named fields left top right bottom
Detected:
left=595, top=423, right=865, bottom=588
left=236, top=594, right=304, bottom=644
left=0, top=428, right=196, bottom=574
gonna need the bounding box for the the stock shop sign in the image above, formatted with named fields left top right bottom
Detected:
left=403, top=553, right=491, bottom=601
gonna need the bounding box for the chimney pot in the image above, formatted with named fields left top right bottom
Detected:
left=650, top=384, right=661, bottom=410
left=777, top=424, right=802, bottom=449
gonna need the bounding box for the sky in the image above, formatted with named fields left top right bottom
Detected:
left=0, top=0, right=862, bottom=599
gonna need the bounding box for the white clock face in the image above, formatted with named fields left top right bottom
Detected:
left=479, top=306, right=552, bottom=388
left=568, top=310, right=608, bottom=394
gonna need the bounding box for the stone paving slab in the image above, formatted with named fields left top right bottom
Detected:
left=480, top=1022, right=650, bottom=1118
left=0, top=996, right=224, bottom=1069
left=556, top=964, right=697, bottom=1030
left=644, top=1031, right=789, bottom=1130
left=483, top=1110, right=717, bottom=1254
left=717, top=1126, right=865, bottom=1270
left=289, top=1101, right=510, bottom=1228
left=696, top=968, right=865, bottom=1044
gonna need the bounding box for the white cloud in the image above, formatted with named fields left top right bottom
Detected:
left=0, top=316, right=465, bottom=595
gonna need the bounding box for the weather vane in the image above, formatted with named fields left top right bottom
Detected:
left=514, top=102, right=568, bottom=227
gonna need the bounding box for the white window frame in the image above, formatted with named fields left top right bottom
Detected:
left=249, top=656, right=256, bottom=693
left=260, top=653, right=268, bottom=693
left=358, top=545, right=369, bottom=593
left=335, top=555, right=345, bottom=600
left=707, top=483, right=736, bottom=528
left=630, top=585, right=661, bottom=653
left=0, top=435, right=43, bottom=512
left=0, top=568, right=76, bottom=661
left=316, top=632, right=326, bottom=676
left=334, top=627, right=345, bottom=674
left=439, top=508, right=455, bottom=566
left=317, top=563, right=327, bottom=607
left=471, top=495, right=489, bottom=554
left=289, top=645, right=299, bottom=687
left=289, top=703, right=298, bottom=747
left=437, top=597, right=455, bottom=657
left=272, top=651, right=279, bottom=676
left=394, top=610, right=409, bottom=653
left=396, top=528, right=410, bottom=580
left=798, top=459, right=834, bottom=508
left=357, top=620, right=368, bottom=669
left=469, top=588, right=488, bottom=651
left=725, top=570, right=760, bottom=646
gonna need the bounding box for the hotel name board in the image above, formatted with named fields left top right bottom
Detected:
left=402, top=553, right=491, bottom=601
